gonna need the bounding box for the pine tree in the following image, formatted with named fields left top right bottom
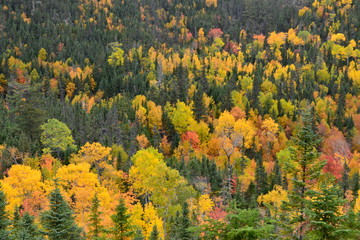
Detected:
left=282, top=110, right=325, bottom=240
left=0, top=189, right=10, bottom=240
left=40, top=188, right=83, bottom=240
left=110, top=198, right=134, bottom=240
left=88, top=194, right=105, bottom=240
left=149, top=225, right=160, bottom=240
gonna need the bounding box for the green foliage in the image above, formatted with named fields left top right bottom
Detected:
left=88, top=194, right=105, bottom=240
left=40, top=188, right=83, bottom=240
left=194, top=208, right=275, bottom=240
left=149, top=225, right=160, bottom=240
left=110, top=198, right=134, bottom=240
left=11, top=211, right=43, bottom=240
left=40, top=119, right=76, bottom=156
left=108, top=43, right=125, bottom=66
left=304, top=176, right=354, bottom=240
left=0, top=188, right=10, bottom=240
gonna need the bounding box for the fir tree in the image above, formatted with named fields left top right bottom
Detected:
left=110, top=198, right=134, bottom=240
left=88, top=194, right=105, bottom=240
left=149, top=225, right=160, bottom=240
left=40, top=188, right=83, bottom=240
left=0, top=189, right=10, bottom=240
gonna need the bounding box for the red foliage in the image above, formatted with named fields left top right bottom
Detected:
left=16, top=69, right=26, bottom=84
left=208, top=28, right=223, bottom=39
left=208, top=205, right=227, bottom=221
left=322, top=128, right=351, bottom=158
left=181, top=131, right=200, bottom=149
left=21, top=190, right=48, bottom=217
left=322, top=154, right=343, bottom=180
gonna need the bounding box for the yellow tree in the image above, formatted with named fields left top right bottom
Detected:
left=215, top=111, right=256, bottom=200
left=129, top=148, right=195, bottom=224
left=257, top=185, right=288, bottom=219
left=1, top=165, right=49, bottom=215
left=166, top=101, right=196, bottom=135
left=56, top=163, right=112, bottom=230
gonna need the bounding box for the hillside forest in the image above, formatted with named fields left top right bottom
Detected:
left=1, top=0, right=360, bottom=239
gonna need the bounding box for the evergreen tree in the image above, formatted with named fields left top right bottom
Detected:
left=110, top=198, right=134, bottom=240
left=282, top=110, right=325, bottom=240
left=255, top=154, right=268, bottom=195
left=149, top=225, right=160, bottom=240
left=305, top=176, right=354, bottom=239
left=178, top=202, right=192, bottom=240
left=88, top=194, right=105, bottom=240
left=40, top=188, right=83, bottom=240
left=133, top=228, right=144, bottom=240
left=0, top=189, right=10, bottom=240
left=11, top=212, right=43, bottom=240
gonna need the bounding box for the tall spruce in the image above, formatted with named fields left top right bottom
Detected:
left=282, top=110, right=325, bottom=239
left=110, top=198, right=134, bottom=240
left=40, top=188, right=83, bottom=240
left=0, top=188, right=10, bottom=240
left=88, top=194, right=105, bottom=240
left=305, top=176, right=354, bottom=239
left=178, top=202, right=192, bottom=240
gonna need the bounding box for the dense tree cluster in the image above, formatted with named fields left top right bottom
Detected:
left=1, top=0, right=360, bottom=239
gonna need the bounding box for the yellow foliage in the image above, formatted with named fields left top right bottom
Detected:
left=258, top=185, right=288, bottom=217
left=239, top=159, right=256, bottom=192
left=1, top=165, right=48, bottom=214
left=330, top=33, right=346, bottom=42
left=198, top=194, right=214, bottom=214
left=298, top=6, right=310, bottom=17
left=206, top=0, right=218, bottom=7
left=70, top=142, right=111, bottom=165
left=56, top=163, right=112, bottom=229
left=267, top=32, right=287, bottom=48
left=234, top=118, right=256, bottom=149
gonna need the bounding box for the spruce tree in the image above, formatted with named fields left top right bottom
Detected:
left=110, top=198, right=134, bottom=240
left=149, top=225, right=160, bottom=240
left=282, top=110, right=325, bottom=240
left=40, top=188, right=83, bottom=240
left=305, top=176, right=353, bottom=239
left=0, top=189, right=10, bottom=240
left=12, top=212, right=43, bottom=240
left=88, top=194, right=105, bottom=240
left=178, top=202, right=191, bottom=240
left=255, top=154, right=268, bottom=195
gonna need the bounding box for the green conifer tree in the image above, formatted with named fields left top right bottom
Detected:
left=40, top=188, right=83, bottom=240
left=110, top=198, right=134, bottom=240
left=178, top=202, right=191, bottom=240
left=89, top=194, right=105, bottom=240
left=0, top=189, right=10, bottom=240
left=305, top=176, right=354, bottom=239
left=282, top=110, right=325, bottom=240
left=149, top=225, right=160, bottom=240
left=12, top=212, right=43, bottom=240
